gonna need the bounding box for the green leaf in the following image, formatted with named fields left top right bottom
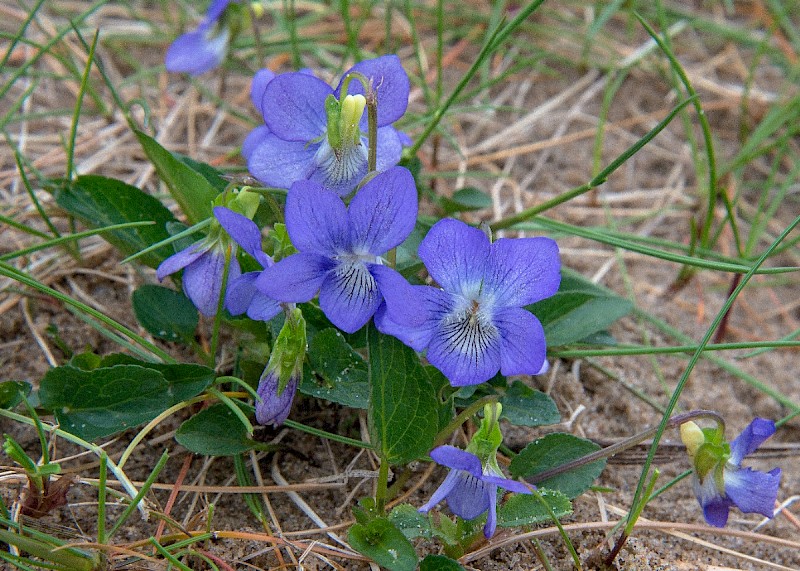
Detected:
left=420, top=554, right=465, bottom=571
left=301, top=328, right=369, bottom=409
left=0, top=381, right=31, bottom=409
left=134, top=129, right=219, bottom=224
left=348, top=518, right=418, bottom=571
left=500, top=381, right=560, bottom=427
left=368, top=328, right=439, bottom=464
left=99, top=355, right=215, bottom=402
left=38, top=360, right=214, bottom=440
left=39, top=365, right=173, bottom=440
left=176, top=154, right=228, bottom=192
left=175, top=403, right=255, bottom=456
left=69, top=351, right=103, bottom=370
left=510, top=433, right=606, bottom=498
left=441, top=187, right=493, bottom=213
left=132, top=285, right=198, bottom=343
left=528, top=271, right=633, bottom=347
left=389, top=503, right=433, bottom=540
left=496, top=489, right=572, bottom=527
left=53, top=175, right=177, bottom=268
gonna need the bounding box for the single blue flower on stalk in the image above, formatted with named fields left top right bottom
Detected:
left=156, top=190, right=260, bottom=317
left=255, top=307, right=306, bottom=426
left=681, top=418, right=782, bottom=527
left=212, top=206, right=282, bottom=322
left=377, top=218, right=560, bottom=386
left=255, top=166, right=417, bottom=333
left=156, top=220, right=241, bottom=317
left=419, top=404, right=531, bottom=538
left=246, top=55, right=410, bottom=195
left=165, top=0, right=237, bottom=75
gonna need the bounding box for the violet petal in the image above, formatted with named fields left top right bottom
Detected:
left=285, top=180, right=350, bottom=256
left=318, top=261, right=382, bottom=333
left=494, top=307, right=547, bottom=378
left=256, top=252, right=333, bottom=303
left=347, top=166, right=417, bottom=255
left=418, top=219, right=490, bottom=296
left=485, top=236, right=561, bottom=307
left=262, top=72, right=331, bottom=141
left=335, top=54, right=410, bottom=126
left=247, top=133, right=317, bottom=189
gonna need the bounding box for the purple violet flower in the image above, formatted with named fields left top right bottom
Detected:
left=683, top=418, right=782, bottom=527
left=213, top=206, right=282, bottom=322
left=255, top=166, right=417, bottom=333
left=254, top=306, right=306, bottom=427
left=255, top=366, right=298, bottom=426
left=377, top=218, right=560, bottom=386
left=156, top=224, right=241, bottom=317
left=165, top=0, right=235, bottom=75
left=419, top=445, right=532, bottom=538
left=246, top=55, right=410, bottom=195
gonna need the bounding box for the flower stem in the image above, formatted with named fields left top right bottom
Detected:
left=367, top=88, right=378, bottom=173
left=525, top=410, right=723, bottom=485
left=210, top=242, right=234, bottom=366
left=432, top=396, right=498, bottom=448
left=605, top=468, right=660, bottom=566
left=375, top=460, right=390, bottom=513
left=535, top=489, right=581, bottom=570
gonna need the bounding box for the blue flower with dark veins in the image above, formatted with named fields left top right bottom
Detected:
left=377, top=218, right=560, bottom=386
left=246, top=55, right=410, bottom=195
left=255, top=166, right=417, bottom=333
left=681, top=418, right=782, bottom=527
left=165, top=0, right=236, bottom=75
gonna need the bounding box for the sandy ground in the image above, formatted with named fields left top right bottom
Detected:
left=1, top=2, right=799, bottom=569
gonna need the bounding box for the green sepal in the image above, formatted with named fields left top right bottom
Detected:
left=269, top=308, right=306, bottom=395
left=325, top=94, right=342, bottom=149
left=694, top=441, right=727, bottom=481
left=466, top=403, right=503, bottom=467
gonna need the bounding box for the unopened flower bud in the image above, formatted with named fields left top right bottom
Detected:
left=680, top=421, right=705, bottom=458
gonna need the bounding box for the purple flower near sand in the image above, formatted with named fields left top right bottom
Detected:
left=213, top=206, right=282, bottom=322
left=419, top=445, right=532, bottom=538
left=254, top=306, right=306, bottom=427
left=684, top=418, right=782, bottom=527
left=246, top=55, right=410, bottom=195
left=165, top=0, right=234, bottom=75
left=256, top=166, right=417, bottom=333
left=377, top=218, right=560, bottom=386
left=255, top=366, right=298, bottom=427
left=156, top=226, right=240, bottom=317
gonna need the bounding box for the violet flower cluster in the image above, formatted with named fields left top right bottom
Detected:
left=156, top=55, right=562, bottom=490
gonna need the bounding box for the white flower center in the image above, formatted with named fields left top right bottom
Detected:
left=313, top=138, right=368, bottom=188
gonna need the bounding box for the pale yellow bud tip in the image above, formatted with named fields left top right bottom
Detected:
left=680, top=421, right=705, bottom=457
left=250, top=2, right=265, bottom=18
left=340, top=94, right=367, bottom=143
